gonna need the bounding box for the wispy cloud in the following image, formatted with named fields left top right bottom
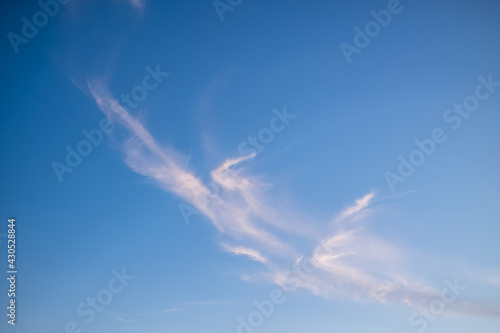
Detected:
left=333, top=191, right=376, bottom=224
left=462, top=267, right=500, bottom=287
left=268, top=192, right=500, bottom=316
left=271, top=192, right=434, bottom=304
left=114, top=0, right=145, bottom=12
left=109, top=300, right=233, bottom=323
left=128, top=0, right=145, bottom=10
left=85, top=80, right=499, bottom=318
left=220, top=243, right=269, bottom=264
left=88, top=82, right=299, bottom=256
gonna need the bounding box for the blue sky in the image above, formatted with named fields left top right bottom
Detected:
left=1, top=0, right=500, bottom=332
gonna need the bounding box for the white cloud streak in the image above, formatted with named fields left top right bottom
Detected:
left=220, top=243, right=268, bottom=264
left=88, top=82, right=298, bottom=256
left=86, top=81, right=500, bottom=318
left=109, top=300, right=233, bottom=323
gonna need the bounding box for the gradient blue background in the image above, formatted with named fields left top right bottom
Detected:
left=1, top=0, right=499, bottom=332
